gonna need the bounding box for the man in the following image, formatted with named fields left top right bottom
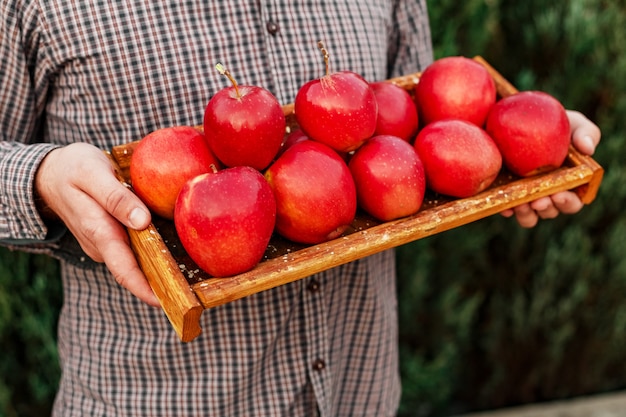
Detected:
left=0, top=1, right=600, bottom=415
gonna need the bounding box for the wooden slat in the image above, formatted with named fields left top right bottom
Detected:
left=109, top=56, right=604, bottom=341
left=191, top=160, right=599, bottom=308
left=106, top=152, right=203, bottom=342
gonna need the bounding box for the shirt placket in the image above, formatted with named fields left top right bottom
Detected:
left=257, top=0, right=304, bottom=105
left=301, top=274, right=332, bottom=416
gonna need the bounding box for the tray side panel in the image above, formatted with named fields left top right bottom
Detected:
left=192, top=161, right=599, bottom=308
left=107, top=152, right=203, bottom=342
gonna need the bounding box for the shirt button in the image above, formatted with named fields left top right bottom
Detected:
left=266, top=21, right=280, bottom=35
left=307, top=279, right=321, bottom=293
left=312, top=359, right=326, bottom=371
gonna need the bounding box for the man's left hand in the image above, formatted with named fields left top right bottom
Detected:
left=500, top=110, right=602, bottom=228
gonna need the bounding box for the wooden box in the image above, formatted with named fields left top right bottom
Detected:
left=107, top=57, right=604, bottom=342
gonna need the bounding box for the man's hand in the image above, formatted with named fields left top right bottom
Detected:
left=35, top=142, right=160, bottom=307
left=501, top=110, right=602, bottom=228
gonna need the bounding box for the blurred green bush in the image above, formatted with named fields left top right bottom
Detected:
left=2, top=1, right=625, bottom=416
left=0, top=249, right=61, bottom=417
left=397, top=0, right=626, bottom=415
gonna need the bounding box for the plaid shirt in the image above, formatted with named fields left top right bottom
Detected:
left=1, top=1, right=432, bottom=415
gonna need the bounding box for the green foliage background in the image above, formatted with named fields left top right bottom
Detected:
left=397, top=0, right=626, bottom=415
left=1, top=1, right=625, bottom=416
left=0, top=252, right=60, bottom=417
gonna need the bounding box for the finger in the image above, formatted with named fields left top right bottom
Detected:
left=102, top=238, right=160, bottom=307
left=566, top=110, right=601, bottom=155
left=74, top=151, right=152, bottom=231
left=499, top=208, right=514, bottom=218
left=69, top=209, right=129, bottom=263
left=65, top=200, right=160, bottom=307
left=546, top=191, right=584, bottom=215
left=500, top=197, right=551, bottom=219
left=529, top=198, right=560, bottom=220
left=527, top=196, right=552, bottom=212
left=510, top=203, right=539, bottom=228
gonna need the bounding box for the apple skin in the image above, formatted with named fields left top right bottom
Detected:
left=276, top=128, right=309, bottom=158
left=485, top=90, right=571, bottom=177
left=129, top=126, right=220, bottom=220
left=204, top=85, right=286, bottom=170
left=415, top=56, right=496, bottom=127
left=414, top=119, right=503, bottom=198
left=264, top=140, right=357, bottom=244
left=174, top=166, right=276, bottom=277
left=349, top=135, right=426, bottom=221
left=370, top=81, right=419, bottom=142
left=277, top=129, right=350, bottom=163
left=294, top=71, right=378, bottom=153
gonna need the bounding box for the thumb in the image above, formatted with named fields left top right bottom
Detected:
left=101, top=180, right=152, bottom=230
left=567, top=110, right=601, bottom=156
left=74, top=148, right=153, bottom=230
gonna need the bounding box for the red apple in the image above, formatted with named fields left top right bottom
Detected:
left=174, top=166, right=276, bottom=277
left=349, top=135, right=426, bottom=221
left=415, top=56, right=496, bottom=127
left=294, top=42, right=377, bottom=153
left=204, top=64, right=286, bottom=170
left=130, top=126, right=220, bottom=220
left=276, top=128, right=309, bottom=158
left=370, top=81, right=419, bottom=141
left=485, top=91, right=570, bottom=177
left=414, top=119, right=502, bottom=198
left=264, top=140, right=357, bottom=244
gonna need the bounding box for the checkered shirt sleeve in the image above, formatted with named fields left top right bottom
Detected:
left=0, top=2, right=61, bottom=243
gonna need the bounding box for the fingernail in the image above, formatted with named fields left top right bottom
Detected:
left=582, top=135, right=595, bottom=154
left=129, top=207, right=149, bottom=229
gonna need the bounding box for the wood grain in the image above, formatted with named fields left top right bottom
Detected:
left=106, top=152, right=203, bottom=343
left=109, top=56, right=604, bottom=341
left=191, top=159, right=600, bottom=308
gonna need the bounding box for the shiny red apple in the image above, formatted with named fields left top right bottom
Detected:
left=349, top=135, right=426, bottom=221
left=415, top=56, right=496, bottom=127
left=276, top=128, right=309, bottom=158
left=370, top=81, right=419, bottom=141
left=174, top=166, right=276, bottom=277
left=264, top=140, right=357, bottom=244
left=203, top=64, right=286, bottom=170
left=485, top=91, right=570, bottom=177
left=130, top=126, right=220, bottom=220
left=294, top=43, right=377, bottom=153
left=414, top=119, right=502, bottom=198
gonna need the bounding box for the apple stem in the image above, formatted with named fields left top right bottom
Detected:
left=209, top=164, right=218, bottom=174
left=215, top=63, right=241, bottom=98
left=317, top=41, right=330, bottom=76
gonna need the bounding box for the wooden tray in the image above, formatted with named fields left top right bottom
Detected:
left=107, top=56, right=604, bottom=342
